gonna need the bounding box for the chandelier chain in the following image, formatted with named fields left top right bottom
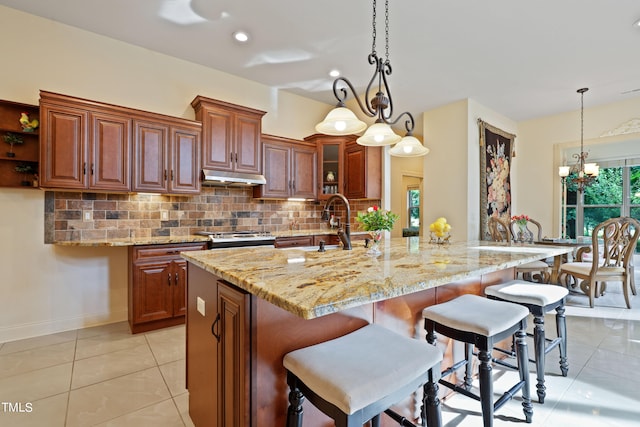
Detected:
left=371, top=0, right=377, bottom=56
left=385, top=0, right=390, bottom=61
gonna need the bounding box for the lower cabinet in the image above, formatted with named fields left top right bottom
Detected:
left=128, top=243, right=207, bottom=334
left=187, top=264, right=252, bottom=427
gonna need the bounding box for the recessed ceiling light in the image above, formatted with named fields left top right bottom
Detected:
left=634, top=18, right=640, bottom=28
left=233, top=31, right=249, bottom=43
left=329, top=69, right=340, bottom=78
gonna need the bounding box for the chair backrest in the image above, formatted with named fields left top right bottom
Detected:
left=488, top=217, right=511, bottom=242
left=590, top=217, right=640, bottom=270
left=510, top=218, right=543, bottom=243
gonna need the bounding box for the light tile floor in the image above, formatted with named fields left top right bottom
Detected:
left=0, top=273, right=638, bottom=426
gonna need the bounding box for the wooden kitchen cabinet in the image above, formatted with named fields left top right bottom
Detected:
left=39, top=91, right=201, bottom=194
left=305, top=133, right=381, bottom=200
left=131, top=120, right=201, bottom=194
left=0, top=100, right=39, bottom=188
left=344, top=140, right=381, bottom=199
left=253, top=134, right=317, bottom=199
left=40, top=91, right=130, bottom=191
left=187, top=265, right=251, bottom=427
left=191, top=96, right=266, bottom=174
left=128, top=242, right=207, bottom=334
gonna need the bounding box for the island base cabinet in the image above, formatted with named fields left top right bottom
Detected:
left=187, top=264, right=252, bottom=427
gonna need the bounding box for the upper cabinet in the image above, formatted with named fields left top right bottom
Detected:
left=305, top=134, right=381, bottom=200
left=191, top=96, right=266, bottom=174
left=0, top=99, right=39, bottom=188
left=253, top=134, right=317, bottom=199
left=39, top=91, right=201, bottom=194
left=131, top=119, right=201, bottom=194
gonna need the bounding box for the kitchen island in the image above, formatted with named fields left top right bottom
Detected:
left=182, top=238, right=572, bottom=427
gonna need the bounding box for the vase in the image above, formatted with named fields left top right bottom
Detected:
left=367, top=230, right=383, bottom=256
left=516, top=223, right=531, bottom=243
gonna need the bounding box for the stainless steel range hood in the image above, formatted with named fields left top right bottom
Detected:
left=201, top=169, right=266, bottom=186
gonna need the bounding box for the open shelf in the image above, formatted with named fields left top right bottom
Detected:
left=0, top=99, right=39, bottom=189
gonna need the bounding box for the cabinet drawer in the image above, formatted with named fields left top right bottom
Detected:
left=133, top=243, right=207, bottom=260
left=313, top=234, right=341, bottom=246
left=274, top=236, right=313, bottom=248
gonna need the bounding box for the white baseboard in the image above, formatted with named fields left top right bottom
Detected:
left=0, top=309, right=128, bottom=343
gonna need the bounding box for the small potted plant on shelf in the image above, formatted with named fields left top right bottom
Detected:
left=14, top=164, right=35, bottom=186
left=3, top=132, right=24, bottom=157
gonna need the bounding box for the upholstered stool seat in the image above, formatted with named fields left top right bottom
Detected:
left=484, top=280, right=569, bottom=403
left=422, top=294, right=533, bottom=427
left=284, top=324, right=443, bottom=427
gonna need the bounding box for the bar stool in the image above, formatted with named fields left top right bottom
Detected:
left=283, top=324, right=443, bottom=427
left=422, top=294, right=533, bottom=427
left=484, top=280, right=569, bottom=403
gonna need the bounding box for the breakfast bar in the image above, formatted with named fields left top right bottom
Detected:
left=181, top=238, right=572, bottom=426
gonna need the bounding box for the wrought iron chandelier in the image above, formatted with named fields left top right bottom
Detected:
left=315, top=0, right=429, bottom=157
left=558, top=88, right=599, bottom=192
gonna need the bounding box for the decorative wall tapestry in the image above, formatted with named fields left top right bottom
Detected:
left=478, top=119, right=516, bottom=240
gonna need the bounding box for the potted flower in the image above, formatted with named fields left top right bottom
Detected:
left=511, top=214, right=531, bottom=242
left=3, top=132, right=24, bottom=158
left=15, top=164, right=35, bottom=186
left=356, top=205, right=398, bottom=255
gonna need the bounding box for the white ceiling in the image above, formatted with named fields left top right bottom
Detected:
left=2, top=0, right=640, bottom=122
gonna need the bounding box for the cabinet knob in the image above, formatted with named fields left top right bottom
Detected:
left=167, top=273, right=172, bottom=286
left=211, top=313, right=221, bottom=342
left=175, top=272, right=179, bottom=285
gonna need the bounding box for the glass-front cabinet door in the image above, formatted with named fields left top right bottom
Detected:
left=321, top=143, right=340, bottom=197
left=305, top=134, right=346, bottom=200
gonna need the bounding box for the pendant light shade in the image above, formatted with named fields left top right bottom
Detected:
left=389, top=135, right=430, bottom=157
left=315, top=107, right=367, bottom=135
left=356, top=122, right=401, bottom=146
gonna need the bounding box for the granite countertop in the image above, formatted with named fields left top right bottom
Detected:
left=53, top=235, right=212, bottom=247
left=52, top=228, right=369, bottom=246
left=181, top=238, right=573, bottom=319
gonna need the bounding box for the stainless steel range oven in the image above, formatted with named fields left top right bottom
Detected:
left=194, top=231, right=275, bottom=249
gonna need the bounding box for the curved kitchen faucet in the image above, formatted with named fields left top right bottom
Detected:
left=321, top=193, right=352, bottom=250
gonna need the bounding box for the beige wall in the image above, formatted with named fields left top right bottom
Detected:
left=0, top=6, right=331, bottom=342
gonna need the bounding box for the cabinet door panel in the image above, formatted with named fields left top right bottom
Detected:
left=173, top=260, right=188, bottom=317
left=40, top=105, right=87, bottom=189
left=260, top=142, right=290, bottom=198
left=235, top=114, right=261, bottom=174
left=133, top=121, right=169, bottom=193
left=218, top=282, right=251, bottom=427
left=187, top=264, right=220, bottom=427
left=292, top=146, right=317, bottom=199
left=202, top=109, right=233, bottom=171
left=90, top=112, right=131, bottom=191
left=171, top=127, right=200, bottom=194
left=132, top=262, right=173, bottom=324
left=344, top=144, right=366, bottom=199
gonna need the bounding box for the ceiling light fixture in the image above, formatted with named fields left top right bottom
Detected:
left=558, top=88, right=599, bottom=193
left=315, top=0, right=429, bottom=157
left=329, top=69, right=340, bottom=78
left=233, top=31, right=249, bottom=43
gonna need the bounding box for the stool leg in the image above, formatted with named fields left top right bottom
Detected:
left=286, top=372, right=304, bottom=427
left=515, top=328, right=533, bottom=423
left=370, top=414, right=380, bottom=427
left=556, top=305, right=569, bottom=377
left=464, top=343, right=473, bottom=390
left=477, top=349, right=494, bottom=427
left=532, top=314, right=546, bottom=403
left=423, top=368, right=442, bottom=427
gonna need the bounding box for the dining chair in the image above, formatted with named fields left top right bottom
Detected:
left=487, top=217, right=550, bottom=283
left=559, top=216, right=640, bottom=308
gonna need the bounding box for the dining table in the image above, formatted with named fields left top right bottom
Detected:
left=536, top=237, right=592, bottom=284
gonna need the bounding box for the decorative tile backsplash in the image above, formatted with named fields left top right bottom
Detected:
left=44, top=187, right=378, bottom=243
